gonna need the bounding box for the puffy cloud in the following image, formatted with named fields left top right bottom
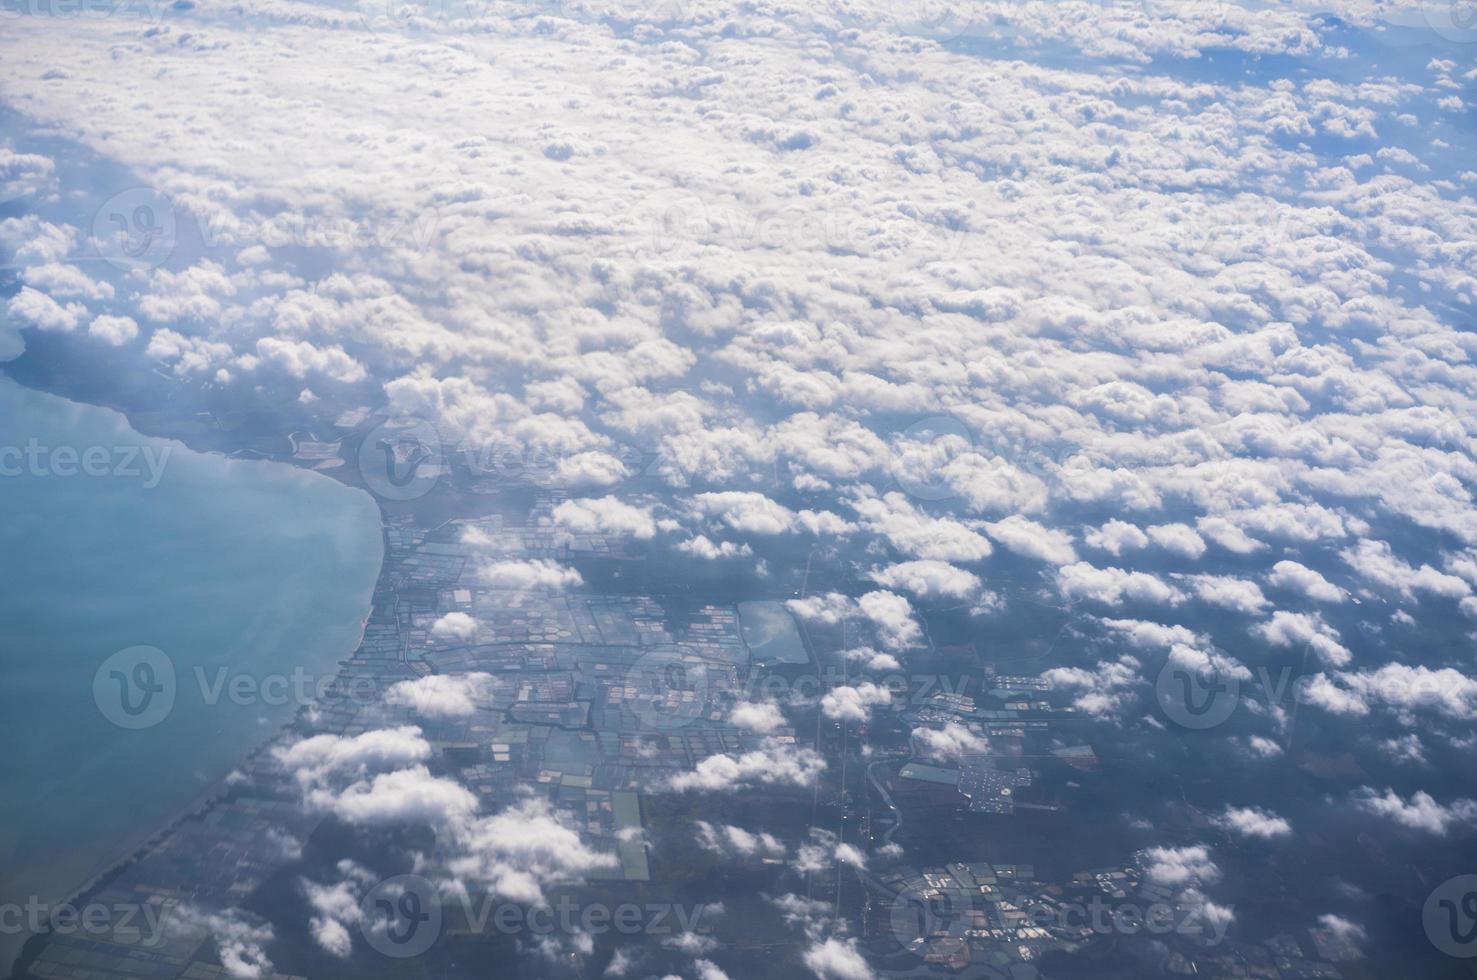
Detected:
left=1142, top=845, right=1221, bottom=889
left=983, top=515, right=1077, bottom=564
left=552, top=496, right=657, bottom=540
left=912, top=722, right=988, bottom=760
left=1147, top=524, right=1208, bottom=560
left=691, top=491, right=795, bottom=535
left=1341, top=539, right=1470, bottom=600
left=385, top=672, right=491, bottom=718
left=1352, top=788, right=1477, bottom=836
left=273, top=726, right=432, bottom=787
left=1084, top=520, right=1149, bottom=557
left=88, top=314, right=139, bottom=346
left=694, top=959, right=732, bottom=980
left=1043, top=655, right=1143, bottom=720
left=843, top=646, right=901, bottom=671
left=677, top=535, right=753, bottom=559
left=857, top=590, right=923, bottom=650
left=669, top=739, right=826, bottom=793
left=1267, top=560, right=1343, bottom=602
left=429, top=611, right=478, bottom=641
left=256, top=337, right=366, bottom=384
left=8, top=286, right=85, bottom=332
left=1301, top=664, right=1477, bottom=721
left=1186, top=575, right=1269, bottom=615
left=308, top=765, right=478, bottom=827
left=1197, top=518, right=1266, bottom=555
left=479, top=559, right=583, bottom=591
left=1255, top=611, right=1351, bottom=667
left=1216, top=806, right=1292, bottom=839
left=786, top=593, right=856, bottom=626
left=867, top=560, right=980, bottom=600
left=450, top=797, right=620, bottom=904
left=165, top=906, right=274, bottom=979
left=695, top=821, right=786, bottom=859
left=820, top=682, right=892, bottom=723
left=849, top=493, right=992, bottom=562
left=1057, top=563, right=1183, bottom=607
left=729, top=699, right=786, bottom=733
left=802, top=937, right=873, bottom=980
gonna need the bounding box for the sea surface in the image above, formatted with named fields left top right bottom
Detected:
left=0, top=376, right=382, bottom=973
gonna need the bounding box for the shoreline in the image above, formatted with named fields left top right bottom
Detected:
left=0, top=362, right=390, bottom=980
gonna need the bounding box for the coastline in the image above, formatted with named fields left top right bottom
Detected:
left=0, top=364, right=389, bottom=980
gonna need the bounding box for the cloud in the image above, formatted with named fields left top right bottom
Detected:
left=983, top=515, right=1077, bottom=564
left=308, top=765, right=479, bottom=827
left=1352, top=788, right=1477, bottom=835
left=1216, top=806, right=1292, bottom=839
left=729, top=699, right=786, bottom=733
left=857, top=590, right=923, bottom=650
left=1084, top=520, right=1149, bottom=556
left=842, top=646, right=901, bottom=671
left=1142, top=845, right=1221, bottom=888
left=678, top=535, right=753, bottom=559
left=8, top=286, right=85, bottom=332
left=1256, top=611, right=1351, bottom=667
left=1341, top=539, right=1470, bottom=601
left=849, top=492, right=992, bottom=562
left=1147, top=523, right=1207, bottom=559
left=787, top=593, right=856, bottom=626
left=274, top=726, right=432, bottom=787
left=820, top=682, right=892, bottom=723
left=552, top=496, right=657, bottom=539
left=867, top=560, right=979, bottom=600
left=165, top=906, right=274, bottom=979
left=802, top=938, right=874, bottom=980
left=1042, top=655, right=1143, bottom=720
left=1302, top=664, right=1477, bottom=721
left=1317, top=914, right=1366, bottom=944
left=385, top=672, right=491, bottom=718
left=1186, top=575, right=1269, bottom=615
left=695, top=821, right=786, bottom=859
left=89, top=314, right=139, bottom=346
left=912, top=722, right=988, bottom=760
left=429, top=611, right=478, bottom=641
left=669, top=739, right=826, bottom=792
left=449, top=797, right=620, bottom=904
left=1057, top=563, right=1183, bottom=607
left=479, top=559, right=583, bottom=591
left=1267, top=560, right=1343, bottom=602
left=691, top=491, right=795, bottom=535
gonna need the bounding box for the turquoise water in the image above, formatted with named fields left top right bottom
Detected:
left=0, top=376, right=382, bottom=970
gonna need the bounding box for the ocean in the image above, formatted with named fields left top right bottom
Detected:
left=0, top=376, right=382, bottom=973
